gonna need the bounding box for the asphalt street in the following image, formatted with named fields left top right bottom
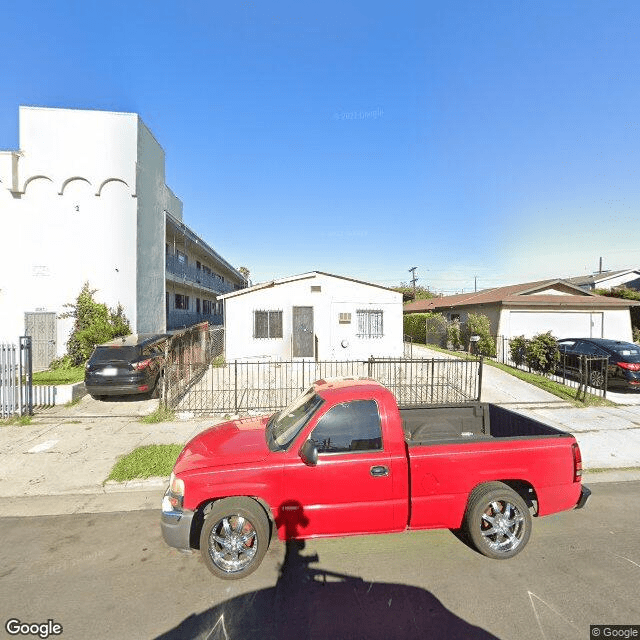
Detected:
left=1, top=481, right=639, bottom=640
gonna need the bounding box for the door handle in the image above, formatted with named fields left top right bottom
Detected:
left=370, top=465, right=389, bottom=477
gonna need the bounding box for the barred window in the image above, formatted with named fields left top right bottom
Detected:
left=254, top=310, right=283, bottom=339
left=203, top=299, right=212, bottom=315
left=357, top=310, right=383, bottom=338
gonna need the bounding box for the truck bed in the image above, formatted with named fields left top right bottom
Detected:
left=401, top=403, right=567, bottom=446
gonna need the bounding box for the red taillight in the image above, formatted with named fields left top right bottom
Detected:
left=572, top=442, right=583, bottom=482
left=138, top=384, right=149, bottom=392
left=616, top=361, right=640, bottom=372
left=133, top=358, right=152, bottom=371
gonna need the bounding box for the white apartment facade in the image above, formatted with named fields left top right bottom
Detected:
left=0, top=106, right=245, bottom=367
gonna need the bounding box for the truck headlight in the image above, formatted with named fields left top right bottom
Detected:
left=162, top=472, right=185, bottom=513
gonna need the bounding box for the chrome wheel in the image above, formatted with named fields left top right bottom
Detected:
left=464, top=482, right=532, bottom=559
left=200, top=497, right=270, bottom=579
left=479, top=500, right=526, bottom=553
left=589, top=369, right=604, bottom=389
left=208, top=515, right=258, bottom=573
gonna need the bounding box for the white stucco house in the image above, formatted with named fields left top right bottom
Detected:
left=404, top=279, right=639, bottom=357
left=221, top=272, right=403, bottom=361
left=0, top=106, right=246, bottom=367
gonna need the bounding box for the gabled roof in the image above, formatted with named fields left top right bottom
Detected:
left=567, top=268, right=640, bottom=287
left=404, top=278, right=639, bottom=313
left=220, top=271, right=399, bottom=300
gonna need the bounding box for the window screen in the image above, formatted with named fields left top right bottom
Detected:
left=309, top=400, right=382, bottom=453
left=254, top=310, right=283, bottom=338
left=356, top=310, right=383, bottom=338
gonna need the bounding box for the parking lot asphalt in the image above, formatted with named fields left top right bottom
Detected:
left=1, top=354, right=640, bottom=517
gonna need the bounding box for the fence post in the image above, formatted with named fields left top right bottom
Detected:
left=234, top=360, right=238, bottom=413
left=368, top=357, right=374, bottom=378
left=477, top=357, right=483, bottom=402
left=162, top=338, right=169, bottom=408
left=20, top=336, right=33, bottom=416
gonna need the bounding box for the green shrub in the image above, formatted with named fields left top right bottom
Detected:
left=509, top=335, right=527, bottom=367
left=525, top=332, right=560, bottom=375
left=404, top=312, right=446, bottom=344
left=465, top=313, right=496, bottom=357
left=446, top=322, right=463, bottom=350
left=634, top=327, right=640, bottom=344
left=61, top=282, right=131, bottom=365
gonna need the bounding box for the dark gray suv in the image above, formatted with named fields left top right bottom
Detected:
left=84, top=334, right=168, bottom=399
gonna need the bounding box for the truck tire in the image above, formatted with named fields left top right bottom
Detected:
left=463, top=482, right=531, bottom=560
left=199, top=497, right=270, bottom=579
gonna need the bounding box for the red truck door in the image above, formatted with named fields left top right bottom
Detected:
left=280, top=399, right=398, bottom=538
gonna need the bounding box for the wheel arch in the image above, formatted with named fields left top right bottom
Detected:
left=466, top=479, right=539, bottom=516
left=189, top=495, right=275, bottom=550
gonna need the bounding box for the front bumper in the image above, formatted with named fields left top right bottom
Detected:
left=161, top=492, right=195, bottom=551
left=575, top=484, right=591, bottom=510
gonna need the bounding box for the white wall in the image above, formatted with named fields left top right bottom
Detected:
left=136, top=120, right=167, bottom=334
left=0, top=108, right=140, bottom=351
left=224, top=273, right=403, bottom=361
left=0, top=106, right=182, bottom=355
left=499, top=309, right=633, bottom=342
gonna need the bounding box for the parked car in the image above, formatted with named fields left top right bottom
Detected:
left=84, top=334, right=168, bottom=399
left=557, top=338, right=640, bottom=391
left=161, top=378, right=590, bottom=579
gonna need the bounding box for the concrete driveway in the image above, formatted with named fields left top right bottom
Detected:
left=409, top=343, right=640, bottom=471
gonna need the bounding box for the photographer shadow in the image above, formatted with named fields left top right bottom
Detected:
left=155, top=500, right=498, bottom=640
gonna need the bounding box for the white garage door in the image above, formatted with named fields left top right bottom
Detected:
left=508, top=311, right=603, bottom=340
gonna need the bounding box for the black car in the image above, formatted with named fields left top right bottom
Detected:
left=85, top=334, right=168, bottom=399
left=557, top=338, right=640, bottom=391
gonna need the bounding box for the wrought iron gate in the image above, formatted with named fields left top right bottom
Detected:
left=0, top=337, right=33, bottom=418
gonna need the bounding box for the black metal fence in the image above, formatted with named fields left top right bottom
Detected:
left=493, top=335, right=609, bottom=399
left=0, top=337, right=33, bottom=418
left=165, top=355, right=482, bottom=415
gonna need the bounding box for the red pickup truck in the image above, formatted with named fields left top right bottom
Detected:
left=161, top=378, right=590, bottom=579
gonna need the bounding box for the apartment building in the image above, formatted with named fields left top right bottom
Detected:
left=0, top=106, right=245, bottom=367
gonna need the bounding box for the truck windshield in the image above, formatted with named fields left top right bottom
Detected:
left=267, top=387, right=324, bottom=451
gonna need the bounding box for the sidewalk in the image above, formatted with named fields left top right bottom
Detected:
left=2, top=365, right=640, bottom=517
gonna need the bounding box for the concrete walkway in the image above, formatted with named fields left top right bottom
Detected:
left=2, top=351, right=640, bottom=517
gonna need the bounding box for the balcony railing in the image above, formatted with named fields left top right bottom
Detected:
left=167, top=309, right=223, bottom=331
left=166, top=254, right=237, bottom=295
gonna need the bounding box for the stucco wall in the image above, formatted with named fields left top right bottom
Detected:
left=136, top=121, right=167, bottom=334
left=224, top=274, right=403, bottom=361
left=0, top=107, right=139, bottom=352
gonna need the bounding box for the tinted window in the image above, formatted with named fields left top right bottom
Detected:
left=610, top=345, right=640, bottom=361
left=309, top=400, right=382, bottom=454
left=578, top=342, right=608, bottom=356
left=90, top=346, right=138, bottom=363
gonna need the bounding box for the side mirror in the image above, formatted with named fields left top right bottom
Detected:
left=299, top=440, right=318, bottom=466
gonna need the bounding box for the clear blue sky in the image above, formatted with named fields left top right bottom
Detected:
left=2, top=0, right=639, bottom=293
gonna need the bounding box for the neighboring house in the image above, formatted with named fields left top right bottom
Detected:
left=221, top=272, right=403, bottom=361
left=403, top=279, right=639, bottom=353
left=567, top=269, right=640, bottom=292
left=0, top=105, right=246, bottom=368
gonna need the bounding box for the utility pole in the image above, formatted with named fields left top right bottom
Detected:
left=408, top=266, right=418, bottom=300
left=474, top=275, right=477, bottom=292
